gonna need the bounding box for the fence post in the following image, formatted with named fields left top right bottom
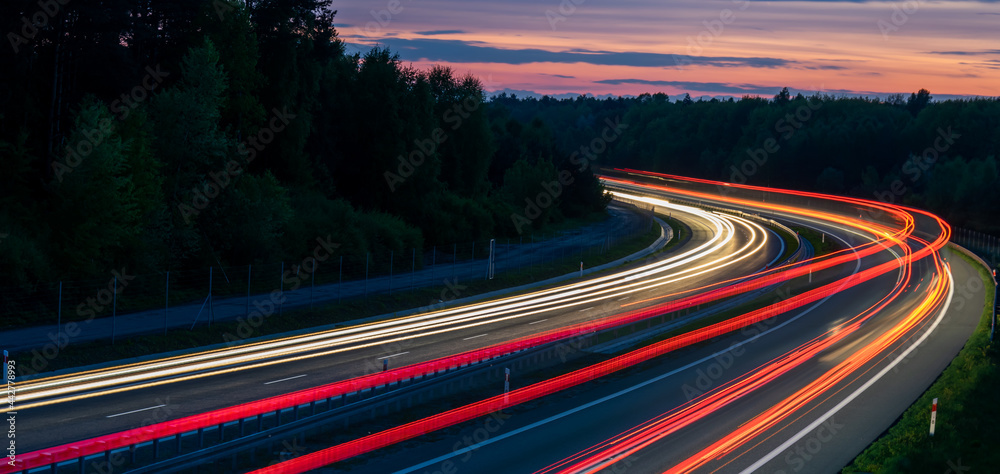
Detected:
left=112, top=276, right=117, bottom=345
left=519, top=236, right=523, bottom=273
left=246, top=265, right=252, bottom=317
left=208, top=267, right=214, bottom=326
left=164, top=271, right=169, bottom=335
left=56, top=281, right=62, bottom=331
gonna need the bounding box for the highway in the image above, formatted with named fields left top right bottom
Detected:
left=251, top=170, right=982, bottom=474
left=8, top=196, right=783, bottom=453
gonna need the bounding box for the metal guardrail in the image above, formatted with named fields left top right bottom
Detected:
left=6, top=190, right=812, bottom=474
left=127, top=334, right=589, bottom=473
left=947, top=242, right=997, bottom=341
left=4, top=285, right=708, bottom=473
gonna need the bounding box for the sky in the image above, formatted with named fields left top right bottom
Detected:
left=333, top=0, right=1000, bottom=100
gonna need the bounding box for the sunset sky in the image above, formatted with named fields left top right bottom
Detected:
left=334, top=0, right=1000, bottom=100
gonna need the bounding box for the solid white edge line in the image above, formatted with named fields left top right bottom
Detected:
left=738, top=262, right=955, bottom=474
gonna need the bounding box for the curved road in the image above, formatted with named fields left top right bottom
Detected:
left=8, top=198, right=782, bottom=453
left=314, top=172, right=981, bottom=474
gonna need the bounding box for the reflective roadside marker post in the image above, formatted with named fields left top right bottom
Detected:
left=504, top=368, right=510, bottom=404
left=383, top=359, right=388, bottom=372
left=930, top=398, right=938, bottom=436
left=580, top=261, right=583, bottom=278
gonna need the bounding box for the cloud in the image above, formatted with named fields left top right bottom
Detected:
left=414, top=30, right=466, bottom=36
left=959, top=59, right=1000, bottom=70
left=593, top=79, right=787, bottom=95
left=802, top=64, right=849, bottom=70
left=926, top=49, right=1000, bottom=56
left=347, top=38, right=796, bottom=68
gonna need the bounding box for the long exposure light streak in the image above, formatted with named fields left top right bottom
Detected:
left=7, top=201, right=759, bottom=411
left=544, top=238, right=948, bottom=474
left=8, top=170, right=957, bottom=474
left=534, top=170, right=951, bottom=474
left=249, top=171, right=951, bottom=474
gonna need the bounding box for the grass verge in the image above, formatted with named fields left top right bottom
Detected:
left=844, top=249, right=997, bottom=473
left=769, top=223, right=799, bottom=264
left=792, top=225, right=840, bottom=256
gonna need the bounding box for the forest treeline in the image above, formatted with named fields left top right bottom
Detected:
left=494, top=89, right=1000, bottom=232
left=3, top=1, right=997, bottom=289
left=0, top=0, right=607, bottom=287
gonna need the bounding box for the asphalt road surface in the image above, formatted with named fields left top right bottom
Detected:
left=12, top=199, right=781, bottom=452
left=331, top=176, right=980, bottom=474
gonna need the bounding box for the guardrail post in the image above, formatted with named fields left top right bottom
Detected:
left=246, top=265, right=252, bottom=317
left=198, top=428, right=205, bottom=448
left=56, top=280, right=62, bottom=331
left=175, top=433, right=182, bottom=454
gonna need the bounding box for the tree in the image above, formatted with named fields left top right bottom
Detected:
left=49, top=98, right=143, bottom=275
left=774, top=87, right=791, bottom=105
left=149, top=39, right=235, bottom=266
left=197, top=0, right=267, bottom=141
left=906, top=89, right=932, bottom=116
left=429, top=66, right=495, bottom=198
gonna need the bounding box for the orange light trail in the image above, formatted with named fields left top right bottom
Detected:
left=535, top=170, right=951, bottom=474
left=251, top=171, right=950, bottom=474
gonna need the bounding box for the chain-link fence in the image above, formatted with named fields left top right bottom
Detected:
left=0, top=201, right=655, bottom=340
left=952, top=227, right=1000, bottom=269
